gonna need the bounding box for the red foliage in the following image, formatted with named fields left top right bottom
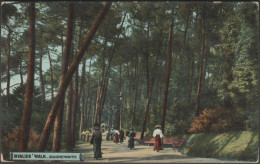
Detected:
left=188, top=106, right=232, bottom=133
left=1, top=127, right=39, bottom=159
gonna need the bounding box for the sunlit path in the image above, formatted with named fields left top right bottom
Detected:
left=73, top=132, right=253, bottom=163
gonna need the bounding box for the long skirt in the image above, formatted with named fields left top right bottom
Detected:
left=154, top=135, right=162, bottom=151
left=86, top=134, right=90, bottom=142
left=128, top=137, right=134, bottom=149
left=114, top=133, right=119, bottom=143
left=106, top=133, right=110, bottom=141
left=93, top=140, right=102, bottom=159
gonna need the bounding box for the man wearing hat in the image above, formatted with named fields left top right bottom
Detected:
left=90, top=123, right=102, bottom=160
left=153, top=124, right=163, bottom=152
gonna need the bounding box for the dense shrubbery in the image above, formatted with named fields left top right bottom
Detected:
left=188, top=105, right=247, bottom=133
left=1, top=127, right=39, bottom=160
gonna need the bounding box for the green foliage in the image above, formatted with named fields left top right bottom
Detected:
left=182, top=131, right=259, bottom=161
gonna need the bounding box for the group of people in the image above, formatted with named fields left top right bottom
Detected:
left=106, top=128, right=125, bottom=143
left=89, top=123, right=164, bottom=160
left=81, top=130, right=91, bottom=142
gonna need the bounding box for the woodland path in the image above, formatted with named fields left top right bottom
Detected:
left=73, top=132, right=254, bottom=163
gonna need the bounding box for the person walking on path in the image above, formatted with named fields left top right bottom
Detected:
left=128, top=129, right=136, bottom=150
left=81, top=130, right=86, bottom=142
left=110, top=128, right=115, bottom=141
left=114, top=129, right=119, bottom=143
left=106, top=129, right=110, bottom=141
left=153, top=124, right=163, bottom=152
left=90, top=123, right=102, bottom=160
left=119, top=129, right=125, bottom=143
left=86, top=130, right=91, bottom=142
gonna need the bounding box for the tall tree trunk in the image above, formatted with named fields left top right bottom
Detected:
left=53, top=3, right=74, bottom=152
left=20, top=61, right=23, bottom=86
left=37, top=2, right=112, bottom=152
left=131, top=62, right=139, bottom=128
left=71, top=67, right=79, bottom=147
left=6, top=26, right=12, bottom=108
left=180, top=13, right=190, bottom=65
left=87, top=89, right=94, bottom=129
left=202, top=41, right=209, bottom=89
left=161, top=12, right=174, bottom=134
left=140, top=38, right=160, bottom=140
left=47, top=51, right=54, bottom=100
left=195, top=6, right=205, bottom=117
left=76, top=17, right=84, bottom=140
left=84, top=60, right=92, bottom=129
left=94, top=12, right=126, bottom=126
left=79, top=59, right=86, bottom=136
left=140, top=66, right=158, bottom=140
left=19, top=2, right=35, bottom=151
left=66, top=82, right=73, bottom=151
left=188, top=8, right=198, bottom=105
left=39, top=52, right=45, bottom=101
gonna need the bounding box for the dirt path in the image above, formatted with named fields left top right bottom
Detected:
left=73, top=133, right=254, bottom=163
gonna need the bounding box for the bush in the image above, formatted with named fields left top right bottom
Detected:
left=188, top=105, right=246, bottom=133
left=1, top=127, right=39, bottom=160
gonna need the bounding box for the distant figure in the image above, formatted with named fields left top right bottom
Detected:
left=119, top=129, right=125, bottom=143
left=106, top=129, right=110, bottom=141
left=153, top=124, right=163, bottom=152
left=125, top=130, right=130, bottom=144
left=110, top=129, right=115, bottom=141
left=90, top=123, right=102, bottom=160
left=86, top=130, right=91, bottom=142
left=81, top=130, right=86, bottom=142
left=128, top=129, right=136, bottom=149
left=114, top=129, right=119, bottom=143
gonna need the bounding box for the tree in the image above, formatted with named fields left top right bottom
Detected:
left=195, top=5, right=205, bottom=117
left=53, top=3, right=74, bottom=152
left=38, top=2, right=112, bottom=151
left=161, top=10, right=174, bottom=133
left=19, top=2, right=36, bottom=152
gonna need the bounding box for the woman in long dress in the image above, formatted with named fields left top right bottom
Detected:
left=153, top=125, right=163, bottom=152
left=128, top=129, right=136, bottom=149
left=90, top=124, right=102, bottom=160
left=114, top=130, right=119, bottom=143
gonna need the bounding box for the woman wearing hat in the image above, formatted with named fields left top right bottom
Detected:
left=128, top=128, right=136, bottom=150
left=90, top=123, right=102, bottom=160
left=153, top=125, right=163, bottom=152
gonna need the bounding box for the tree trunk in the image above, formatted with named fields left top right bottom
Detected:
left=87, top=89, right=94, bottom=129
left=66, top=82, right=73, bottom=151
left=20, top=61, right=23, bottom=86
left=47, top=51, right=54, bottom=100
left=195, top=6, right=205, bottom=117
left=131, top=63, right=139, bottom=128
left=79, top=59, right=86, bottom=136
left=19, top=2, right=35, bottom=152
left=202, top=41, right=209, bottom=89
left=94, top=12, right=126, bottom=126
left=37, top=2, right=112, bottom=152
left=140, top=34, right=160, bottom=140
left=75, top=17, right=84, bottom=140
left=71, top=66, right=79, bottom=147
left=39, top=52, right=45, bottom=101
left=180, top=13, right=190, bottom=65
left=84, top=60, right=92, bottom=129
left=188, top=8, right=198, bottom=105
left=6, top=26, right=12, bottom=108
left=161, top=12, right=174, bottom=134
left=53, top=3, right=74, bottom=152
